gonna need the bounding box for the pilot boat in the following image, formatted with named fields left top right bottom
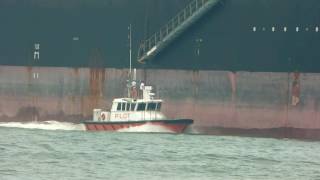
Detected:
left=83, top=78, right=193, bottom=133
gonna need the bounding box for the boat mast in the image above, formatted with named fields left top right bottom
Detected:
left=127, top=24, right=133, bottom=98
left=129, top=24, right=132, bottom=77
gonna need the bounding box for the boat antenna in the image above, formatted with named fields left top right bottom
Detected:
left=127, top=24, right=134, bottom=98
left=129, top=24, right=132, bottom=78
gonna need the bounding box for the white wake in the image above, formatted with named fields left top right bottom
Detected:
left=117, top=123, right=174, bottom=133
left=0, top=120, right=85, bottom=131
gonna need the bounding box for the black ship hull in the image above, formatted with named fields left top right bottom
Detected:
left=1, top=0, right=320, bottom=139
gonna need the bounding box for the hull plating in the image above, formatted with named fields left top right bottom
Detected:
left=1, top=66, right=320, bottom=139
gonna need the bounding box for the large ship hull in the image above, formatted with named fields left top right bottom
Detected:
left=1, top=0, right=320, bottom=139
left=1, top=66, right=320, bottom=139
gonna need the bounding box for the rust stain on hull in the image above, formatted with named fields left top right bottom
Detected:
left=291, top=72, right=301, bottom=106
left=228, top=71, right=237, bottom=102
left=89, top=68, right=105, bottom=114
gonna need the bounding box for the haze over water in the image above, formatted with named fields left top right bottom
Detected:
left=0, top=121, right=320, bottom=180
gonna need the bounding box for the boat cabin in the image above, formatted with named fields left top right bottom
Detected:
left=111, top=98, right=162, bottom=112
left=93, top=85, right=166, bottom=122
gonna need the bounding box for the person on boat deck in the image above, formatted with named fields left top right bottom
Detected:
left=131, top=81, right=138, bottom=99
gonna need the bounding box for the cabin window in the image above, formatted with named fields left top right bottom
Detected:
left=126, top=103, right=130, bottom=111
left=117, top=103, right=121, bottom=111
left=121, top=103, right=126, bottom=111
left=131, top=103, right=136, bottom=111
left=137, top=103, right=146, bottom=111
left=156, top=103, right=162, bottom=111
left=147, top=103, right=157, bottom=111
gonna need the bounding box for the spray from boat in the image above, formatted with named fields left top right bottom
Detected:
left=0, top=121, right=85, bottom=131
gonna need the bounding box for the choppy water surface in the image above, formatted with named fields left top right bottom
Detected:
left=0, top=121, right=320, bottom=180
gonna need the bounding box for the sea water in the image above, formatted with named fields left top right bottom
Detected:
left=0, top=121, right=320, bottom=180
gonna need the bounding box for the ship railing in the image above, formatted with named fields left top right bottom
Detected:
left=137, top=0, right=220, bottom=63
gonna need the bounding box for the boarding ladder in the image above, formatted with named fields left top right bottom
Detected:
left=137, top=0, right=221, bottom=63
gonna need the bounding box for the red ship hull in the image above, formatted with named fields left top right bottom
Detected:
left=83, top=119, right=193, bottom=133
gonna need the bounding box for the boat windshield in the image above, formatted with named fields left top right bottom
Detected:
left=121, top=103, right=126, bottom=111
left=147, top=102, right=157, bottom=111
left=131, top=103, right=136, bottom=111
left=137, top=103, right=146, bottom=111
left=126, top=103, right=130, bottom=111
left=156, top=102, right=161, bottom=111
left=117, top=103, right=121, bottom=111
